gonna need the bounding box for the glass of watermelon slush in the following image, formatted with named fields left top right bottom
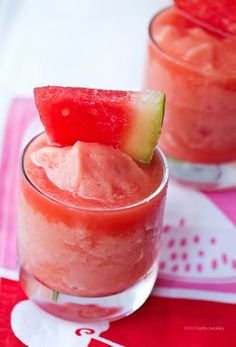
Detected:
left=18, top=87, right=168, bottom=322
left=144, top=6, right=236, bottom=190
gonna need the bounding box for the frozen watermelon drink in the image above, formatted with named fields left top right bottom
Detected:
left=18, top=87, right=168, bottom=322
left=144, top=5, right=236, bottom=189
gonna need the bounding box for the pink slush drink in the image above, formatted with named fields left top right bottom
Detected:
left=18, top=86, right=168, bottom=321
left=18, top=87, right=168, bottom=321
left=145, top=7, right=236, bottom=164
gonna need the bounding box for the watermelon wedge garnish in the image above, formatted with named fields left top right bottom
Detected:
left=34, top=86, right=165, bottom=163
left=175, top=0, right=236, bottom=35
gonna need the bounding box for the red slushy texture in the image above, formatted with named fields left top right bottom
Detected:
left=145, top=7, right=236, bottom=163
left=19, top=133, right=167, bottom=296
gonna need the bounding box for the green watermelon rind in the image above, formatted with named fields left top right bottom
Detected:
left=121, top=91, right=165, bottom=163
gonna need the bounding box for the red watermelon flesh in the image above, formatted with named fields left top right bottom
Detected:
left=34, top=86, right=165, bottom=163
left=175, top=0, right=236, bottom=36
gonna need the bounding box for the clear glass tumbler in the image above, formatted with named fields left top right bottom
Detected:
left=18, top=133, right=168, bottom=322
left=144, top=6, right=236, bottom=190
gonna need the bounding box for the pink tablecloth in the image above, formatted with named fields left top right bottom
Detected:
left=0, top=98, right=236, bottom=347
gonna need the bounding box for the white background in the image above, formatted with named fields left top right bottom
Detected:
left=0, top=0, right=170, bottom=93
left=0, top=0, right=170, bottom=145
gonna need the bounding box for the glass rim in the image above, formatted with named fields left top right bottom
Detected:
left=21, top=132, right=169, bottom=213
left=148, top=6, right=236, bottom=73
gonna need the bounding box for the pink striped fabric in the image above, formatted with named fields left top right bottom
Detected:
left=0, top=97, right=236, bottom=297
left=0, top=99, right=36, bottom=269
left=204, top=190, right=236, bottom=226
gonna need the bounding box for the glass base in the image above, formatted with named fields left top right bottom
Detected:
left=167, top=156, right=236, bottom=191
left=19, top=264, right=158, bottom=322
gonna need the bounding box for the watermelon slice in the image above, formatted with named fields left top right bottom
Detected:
left=175, top=0, right=236, bottom=35
left=34, top=86, right=165, bottom=163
